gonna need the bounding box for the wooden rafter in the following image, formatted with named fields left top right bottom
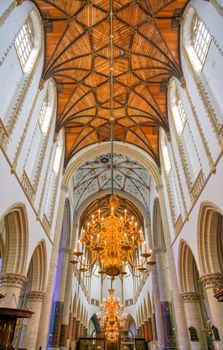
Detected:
left=33, top=0, right=188, bottom=166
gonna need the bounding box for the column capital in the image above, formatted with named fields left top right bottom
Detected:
left=27, top=291, right=45, bottom=301
left=181, top=292, right=200, bottom=303
left=200, top=273, right=223, bottom=290
left=0, top=273, right=26, bottom=287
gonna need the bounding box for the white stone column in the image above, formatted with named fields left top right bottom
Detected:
left=145, top=224, right=165, bottom=350
left=201, top=273, right=223, bottom=349
left=60, top=257, right=73, bottom=348
left=0, top=273, right=26, bottom=308
left=20, top=291, right=45, bottom=350
left=36, top=185, right=68, bottom=349
left=47, top=246, right=70, bottom=348
left=182, top=292, right=207, bottom=350
left=156, top=185, right=191, bottom=350
left=155, top=248, right=171, bottom=301
left=60, top=222, right=79, bottom=348
left=151, top=265, right=166, bottom=350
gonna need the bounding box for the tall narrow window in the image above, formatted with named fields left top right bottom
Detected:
left=162, top=139, right=181, bottom=222
left=176, top=98, right=187, bottom=130
left=53, top=141, right=63, bottom=174
left=15, top=18, right=34, bottom=70
left=191, top=16, right=211, bottom=67
left=38, top=99, right=48, bottom=132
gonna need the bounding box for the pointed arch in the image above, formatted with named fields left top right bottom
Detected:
left=198, top=202, right=223, bottom=275
left=0, top=203, right=28, bottom=275
left=178, top=240, right=199, bottom=293
left=27, top=240, right=47, bottom=292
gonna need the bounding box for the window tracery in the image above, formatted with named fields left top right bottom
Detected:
left=191, top=15, right=211, bottom=67
left=15, top=18, right=34, bottom=70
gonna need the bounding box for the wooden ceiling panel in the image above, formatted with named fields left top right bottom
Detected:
left=33, top=0, right=188, bottom=166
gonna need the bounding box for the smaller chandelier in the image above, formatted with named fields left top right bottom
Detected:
left=71, top=195, right=156, bottom=277
left=97, top=288, right=127, bottom=342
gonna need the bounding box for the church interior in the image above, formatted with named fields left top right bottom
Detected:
left=0, top=0, right=223, bottom=349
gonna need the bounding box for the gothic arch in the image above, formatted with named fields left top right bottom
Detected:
left=179, top=240, right=199, bottom=293
left=0, top=203, right=28, bottom=275
left=27, top=240, right=47, bottom=292
left=64, top=142, right=161, bottom=188
left=198, top=202, right=223, bottom=275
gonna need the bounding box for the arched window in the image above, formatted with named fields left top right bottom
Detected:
left=44, top=132, right=64, bottom=224
left=0, top=7, right=43, bottom=139
left=15, top=17, right=34, bottom=71
left=191, top=15, right=211, bottom=68
left=161, top=132, right=181, bottom=223
left=169, top=79, right=202, bottom=192
left=23, top=81, right=56, bottom=197
left=182, top=6, right=223, bottom=134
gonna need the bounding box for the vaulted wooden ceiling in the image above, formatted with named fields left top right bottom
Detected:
left=34, top=0, right=188, bottom=166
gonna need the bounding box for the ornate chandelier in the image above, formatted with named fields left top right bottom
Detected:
left=72, top=194, right=155, bottom=277
left=97, top=288, right=126, bottom=342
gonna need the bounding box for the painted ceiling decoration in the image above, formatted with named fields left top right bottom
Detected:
left=73, top=153, right=151, bottom=215
left=34, top=0, right=188, bottom=165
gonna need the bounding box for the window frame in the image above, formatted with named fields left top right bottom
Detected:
left=15, top=17, right=34, bottom=70
left=191, top=15, right=211, bottom=68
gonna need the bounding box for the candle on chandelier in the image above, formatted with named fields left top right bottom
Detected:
left=98, top=209, right=101, bottom=219
left=124, top=209, right=127, bottom=219
left=143, top=240, right=147, bottom=253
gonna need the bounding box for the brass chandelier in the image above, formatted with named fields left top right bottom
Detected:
left=97, top=288, right=126, bottom=343
left=72, top=194, right=155, bottom=277
left=70, top=0, right=156, bottom=277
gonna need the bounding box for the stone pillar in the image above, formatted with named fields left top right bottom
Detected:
left=79, top=323, right=83, bottom=337
left=141, top=324, right=145, bottom=338
left=48, top=246, right=70, bottom=348
left=70, top=317, right=77, bottom=350
left=20, top=291, right=45, bottom=349
left=182, top=292, right=207, bottom=350
left=148, top=317, right=153, bottom=342
left=144, top=321, right=149, bottom=341
left=59, top=260, right=73, bottom=346
left=60, top=323, right=69, bottom=347
left=201, top=274, right=223, bottom=346
left=75, top=320, right=80, bottom=340
left=155, top=247, right=177, bottom=349
left=156, top=185, right=191, bottom=349
left=0, top=273, right=26, bottom=308
left=36, top=185, right=67, bottom=349
left=146, top=225, right=165, bottom=350
left=72, top=317, right=76, bottom=340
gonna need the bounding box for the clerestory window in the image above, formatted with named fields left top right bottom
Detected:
left=15, top=18, right=34, bottom=70
left=191, top=16, right=211, bottom=67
